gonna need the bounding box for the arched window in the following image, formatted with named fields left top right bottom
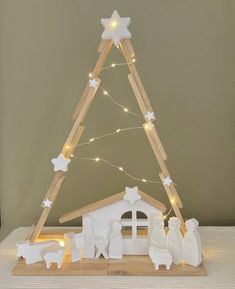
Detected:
left=121, top=211, right=132, bottom=238
left=136, top=211, right=148, bottom=238
left=120, top=210, right=149, bottom=239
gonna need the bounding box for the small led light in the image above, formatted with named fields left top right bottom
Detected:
left=124, top=108, right=128, bottom=112
left=142, top=179, right=147, bottom=182
left=95, top=157, right=100, bottom=162
left=170, top=199, right=175, bottom=204
left=116, top=129, right=121, bottom=133
left=111, top=21, right=117, bottom=28
left=144, top=122, right=153, bottom=130
left=70, top=154, right=74, bottom=157
left=163, top=215, right=167, bottom=220
left=118, top=167, right=123, bottom=171
left=65, top=145, right=70, bottom=149
left=88, top=73, right=93, bottom=78
left=111, top=63, right=116, bottom=67
left=89, top=138, right=95, bottom=142
left=103, top=90, right=108, bottom=95
left=132, top=58, right=136, bottom=63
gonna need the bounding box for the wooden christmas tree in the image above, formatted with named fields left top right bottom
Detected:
left=27, top=10, right=185, bottom=243
left=13, top=11, right=205, bottom=276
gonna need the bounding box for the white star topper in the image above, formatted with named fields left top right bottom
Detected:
left=162, top=176, right=173, bottom=187
left=101, top=10, right=131, bottom=47
left=51, top=153, right=71, bottom=172
left=42, top=198, right=52, bottom=208
left=123, top=186, right=141, bottom=205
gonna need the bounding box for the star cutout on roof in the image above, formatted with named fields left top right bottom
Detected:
left=123, top=186, right=141, bottom=205
left=51, top=153, right=71, bottom=172
left=89, top=78, right=98, bottom=88
left=101, top=10, right=131, bottom=47
left=42, top=198, right=52, bottom=208
left=145, top=111, right=156, bottom=122
left=162, top=176, right=173, bottom=187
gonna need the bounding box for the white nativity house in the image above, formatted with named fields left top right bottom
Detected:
left=59, top=187, right=166, bottom=255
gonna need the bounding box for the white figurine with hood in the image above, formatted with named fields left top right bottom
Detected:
left=166, top=217, right=183, bottom=264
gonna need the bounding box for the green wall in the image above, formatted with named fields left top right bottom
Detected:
left=0, top=0, right=235, bottom=240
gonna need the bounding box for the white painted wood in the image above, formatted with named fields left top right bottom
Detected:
left=166, top=217, right=184, bottom=265
left=64, top=232, right=84, bottom=262
left=148, top=245, right=172, bottom=270
left=184, top=218, right=203, bottom=267
left=43, top=247, right=64, bottom=269
left=1, top=227, right=235, bottom=288
left=123, top=186, right=141, bottom=205
left=83, top=197, right=162, bottom=255
left=82, top=216, right=95, bottom=258
left=109, top=221, right=123, bottom=259
left=101, top=10, right=131, bottom=47
left=95, top=237, right=109, bottom=259
left=16, top=240, right=60, bottom=265
left=149, top=216, right=166, bottom=248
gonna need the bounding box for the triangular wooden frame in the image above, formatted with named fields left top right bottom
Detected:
left=28, top=38, right=185, bottom=242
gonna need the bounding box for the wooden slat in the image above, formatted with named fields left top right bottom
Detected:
left=128, top=73, right=149, bottom=118
left=120, top=39, right=153, bottom=112
left=72, top=77, right=101, bottom=125
left=29, top=172, right=66, bottom=242
left=124, top=38, right=135, bottom=58
left=143, top=124, right=169, bottom=175
left=159, top=172, right=185, bottom=233
left=98, top=39, right=110, bottom=53
left=59, top=190, right=167, bottom=224
left=128, top=73, right=167, bottom=160
left=25, top=224, right=36, bottom=241
left=72, top=39, right=112, bottom=120
left=59, top=192, right=125, bottom=223
left=62, top=125, right=85, bottom=158
left=72, top=82, right=90, bottom=120
left=150, top=126, right=167, bottom=161
left=139, top=191, right=166, bottom=212
left=12, top=255, right=206, bottom=276
left=92, top=39, right=112, bottom=77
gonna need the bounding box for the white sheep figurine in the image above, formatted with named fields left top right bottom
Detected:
left=43, top=247, right=65, bottom=269
left=16, top=240, right=60, bottom=265
left=148, top=245, right=172, bottom=270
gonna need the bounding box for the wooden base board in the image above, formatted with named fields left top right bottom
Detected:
left=14, top=228, right=206, bottom=276
left=12, top=256, right=206, bottom=276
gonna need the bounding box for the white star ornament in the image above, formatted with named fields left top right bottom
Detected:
left=123, top=186, right=141, bottom=205
left=101, top=10, right=131, bottom=47
left=42, top=198, right=52, bottom=208
left=51, top=153, right=71, bottom=172
left=89, top=78, right=98, bottom=88
left=145, top=111, right=156, bottom=122
left=163, top=176, right=173, bottom=187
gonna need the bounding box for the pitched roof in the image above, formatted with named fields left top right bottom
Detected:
left=59, top=190, right=166, bottom=223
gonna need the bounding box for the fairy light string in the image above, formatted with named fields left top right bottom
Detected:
left=71, top=59, right=175, bottom=215
left=100, top=87, right=143, bottom=119
left=77, top=126, right=143, bottom=148
left=73, top=155, right=162, bottom=184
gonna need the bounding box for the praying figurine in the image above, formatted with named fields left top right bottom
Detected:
left=184, top=218, right=202, bottom=267
left=166, top=217, right=183, bottom=264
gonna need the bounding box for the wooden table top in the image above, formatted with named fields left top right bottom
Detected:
left=0, top=226, right=235, bottom=289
